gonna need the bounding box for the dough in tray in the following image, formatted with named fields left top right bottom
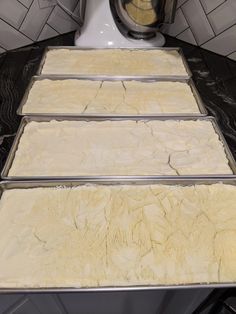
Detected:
left=41, top=49, right=188, bottom=76
left=0, top=183, right=235, bottom=288
left=8, top=120, right=232, bottom=177
left=22, top=79, right=200, bottom=115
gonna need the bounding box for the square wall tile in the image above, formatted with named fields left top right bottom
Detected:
left=20, top=0, right=54, bottom=40
left=177, top=28, right=197, bottom=45
left=57, top=0, right=78, bottom=12
left=202, top=25, right=236, bottom=55
left=38, top=24, right=59, bottom=41
left=72, top=1, right=85, bottom=24
left=177, top=0, right=189, bottom=8
left=17, top=0, right=33, bottom=8
left=38, top=0, right=57, bottom=9
left=0, top=0, right=27, bottom=29
left=0, top=19, right=32, bottom=50
left=228, top=52, right=236, bottom=61
left=182, top=0, right=215, bottom=45
left=200, top=0, right=225, bottom=14
left=208, top=0, right=236, bottom=35
left=47, top=6, right=79, bottom=34
left=163, top=8, right=188, bottom=37
left=161, top=0, right=236, bottom=60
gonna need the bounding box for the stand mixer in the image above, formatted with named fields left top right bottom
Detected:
left=75, top=0, right=177, bottom=48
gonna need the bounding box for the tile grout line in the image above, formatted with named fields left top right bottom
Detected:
left=198, top=0, right=216, bottom=37
left=227, top=51, right=236, bottom=57
left=180, top=7, right=199, bottom=45
left=0, top=17, right=34, bottom=44
left=70, top=0, right=83, bottom=24
left=58, top=4, right=80, bottom=26
left=200, top=23, right=236, bottom=47
left=18, top=0, right=35, bottom=29
left=71, top=0, right=80, bottom=13
left=173, top=7, right=196, bottom=44
left=16, top=0, right=29, bottom=9
left=175, top=27, right=197, bottom=45
left=199, top=0, right=207, bottom=14
left=206, top=0, right=227, bottom=15
left=35, top=5, right=55, bottom=41
left=174, top=25, right=190, bottom=38
left=177, top=0, right=189, bottom=10
left=45, top=23, right=60, bottom=35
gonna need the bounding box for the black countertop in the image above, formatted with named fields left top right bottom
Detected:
left=0, top=32, right=236, bottom=172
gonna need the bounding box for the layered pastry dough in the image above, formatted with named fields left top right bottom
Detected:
left=0, top=183, right=236, bottom=288
left=41, top=49, right=188, bottom=76
left=22, top=80, right=201, bottom=115
left=8, top=120, right=232, bottom=177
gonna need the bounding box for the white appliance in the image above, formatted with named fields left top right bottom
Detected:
left=75, top=0, right=177, bottom=48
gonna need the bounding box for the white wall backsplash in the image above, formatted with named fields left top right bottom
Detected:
left=0, top=0, right=82, bottom=53
left=0, top=0, right=236, bottom=60
left=162, top=0, right=236, bottom=61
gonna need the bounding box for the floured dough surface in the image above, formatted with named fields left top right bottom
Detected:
left=22, top=80, right=200, bottom=115
left=41, top=49, right=188, bottom=76
left=8, top=120, right=232, bottom=177
left=0, top=183, right=236, bottom=288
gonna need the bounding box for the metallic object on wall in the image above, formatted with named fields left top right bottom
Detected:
left=110, top=0, right=177, bottom=39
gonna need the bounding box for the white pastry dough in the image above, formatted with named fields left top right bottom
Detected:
left=8, top=120, right=232, bottom=177
left=41, top=49, right=188, bottom=76
left=22, top=79, right=200, bottom=115
left=0, top=183, right=236, bottom=288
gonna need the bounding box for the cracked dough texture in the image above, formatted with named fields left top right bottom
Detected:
left=22, top=80, right=200, bottom=115
left=8, top=120, right=232, bottom=177
left=0, top=183, right=236, bottom=288
left=41, top=49, right=188, bottom=76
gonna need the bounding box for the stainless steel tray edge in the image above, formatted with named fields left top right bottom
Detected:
left=36, top=46, right=192, bottom=79
left=2, top=116, right=236, bottom=180
left=1, top=177, right=236, bottom=189
left=17, top=75, right=207, bottom=117
left=1, top=282, right=236, bottom=293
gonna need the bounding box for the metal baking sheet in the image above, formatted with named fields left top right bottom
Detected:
left=0, top=178, right=235, bottom=293
left=2, top=116, right=236, bottom=180
left=17, top=75, right=207, bottom=117
left=36, top=46, right=192, bottom=79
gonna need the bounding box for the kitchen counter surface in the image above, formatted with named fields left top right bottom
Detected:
left=0, top=32, right=236, bottom=171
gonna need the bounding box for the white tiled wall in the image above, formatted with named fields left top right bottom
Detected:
left=0, top=0, right=82, bottom=54
left=162, top=0, right=236, bottom=61
left=1, top=0, right=236, bottom=60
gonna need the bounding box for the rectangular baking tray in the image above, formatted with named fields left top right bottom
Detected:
left=0, top=178, right=235, bottom=293
left=17, top=75, right=207, bottom=117
left=36, top=46, right=192, bottom=79
left=2, top=116, right=236, bottom=180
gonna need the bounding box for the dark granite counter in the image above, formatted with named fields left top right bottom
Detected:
left=0, top=33, right=236, bottom=173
